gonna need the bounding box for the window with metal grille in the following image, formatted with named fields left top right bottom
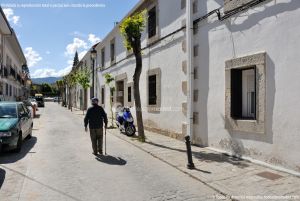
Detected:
left=128, top=86, right=132, bottom=102
left=231, top=67, right=256, bottom=119
left=148, top=7, right=157, bottom=39
left=148, top=75, right=157, bottom=105
left=101, top=48, right=105, bottom=67
left=101, top=87, right=105, bottom=105
left=110, top=40, right=115, bottom=62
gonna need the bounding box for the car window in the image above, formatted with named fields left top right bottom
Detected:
left=0, top=104, right=17, bottom=118
left=18, top=104, right=26, bottom=116
left=36, top=97, right=44, bottom=101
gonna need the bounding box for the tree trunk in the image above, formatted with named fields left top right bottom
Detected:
left=110, top=90, right=114, bottom=128
left=68, top=86, right=72, bottom=111
left=133, top=38, right=145, bottom=141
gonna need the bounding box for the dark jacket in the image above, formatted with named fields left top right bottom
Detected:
left=84, top=105, right=108, bottom=129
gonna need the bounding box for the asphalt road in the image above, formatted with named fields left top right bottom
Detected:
left=0, top=102, right=222, bottom=201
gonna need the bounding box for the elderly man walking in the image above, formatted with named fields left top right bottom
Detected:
left=84, top=98, right=108, bottom=155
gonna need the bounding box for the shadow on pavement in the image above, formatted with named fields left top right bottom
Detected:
left=193, top=152, right=249, bottom=169
left=96, top=155, right=127, bottom=166
left=0, top=168, right=5, bottom=189
left=0, top=137, right=37, bottom=164
left=146, top=141, right=249, bottom=169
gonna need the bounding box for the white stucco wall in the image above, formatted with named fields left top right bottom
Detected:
left=194, top=0, right=300, bottom=172
left=96, top=0, right=187, bottom=136
left=1, top=36, right=24, bottom=101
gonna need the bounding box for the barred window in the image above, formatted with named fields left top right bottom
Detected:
left=148, top=7, right=157, bottom=38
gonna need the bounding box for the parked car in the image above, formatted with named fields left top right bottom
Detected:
left=53, top=97, right=62, bottom=102
left=35, top=96, right=45, bottom=107
left=44, top=97, right=54, bottom=102
left=0, top=102, right=33, bottom=152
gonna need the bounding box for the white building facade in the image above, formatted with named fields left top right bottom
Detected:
left=0, top=8, right=28, bottom=101
left=73, top=0, right=300, bottom=173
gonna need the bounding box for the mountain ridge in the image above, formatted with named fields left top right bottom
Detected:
left=31, top=77, right=62, bottom=84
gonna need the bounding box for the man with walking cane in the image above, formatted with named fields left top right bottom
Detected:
left=84, top=97, right=108, bottom=155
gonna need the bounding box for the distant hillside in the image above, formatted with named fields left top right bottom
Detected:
left=31, top=77, right=62, bottom=84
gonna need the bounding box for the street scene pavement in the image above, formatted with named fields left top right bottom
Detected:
left=0, top=103, right=225, bottom=201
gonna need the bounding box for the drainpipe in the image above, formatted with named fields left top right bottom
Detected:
left=186, top=0, right=195, bottom=169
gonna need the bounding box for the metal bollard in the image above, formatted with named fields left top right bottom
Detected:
left=185, top=135, right=195, bottom=169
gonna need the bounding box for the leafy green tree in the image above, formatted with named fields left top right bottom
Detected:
left=120, top=10, right=146, bottom=141
left=41, top=83, right=53, bottom=95
left=104, top=73, right=115, bottom=128
left=76, top=67, right=91, bottom=114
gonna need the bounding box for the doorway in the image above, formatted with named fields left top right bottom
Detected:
left=116, top=80, right=124, bottom=106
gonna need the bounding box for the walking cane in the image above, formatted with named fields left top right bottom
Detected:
left=105, top=127, right=107, bottom=155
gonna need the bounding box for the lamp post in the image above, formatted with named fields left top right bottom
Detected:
left=90, top=47, right=97, bottom=98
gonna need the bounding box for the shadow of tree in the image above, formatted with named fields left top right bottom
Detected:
left=193, top=152, right=249, bottom=169
left=96, top=155, right=127, bottom=166
left=146, top=141, right=249, bottom=169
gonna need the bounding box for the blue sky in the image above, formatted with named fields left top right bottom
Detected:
left=1, top=0, right=139, bottom=78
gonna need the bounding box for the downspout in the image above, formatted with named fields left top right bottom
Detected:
left=185, top=0, right=195, bottom=169
left=187, top=0, right=194, bottom=140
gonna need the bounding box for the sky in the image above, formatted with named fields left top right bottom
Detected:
left=1, top=0, right=140, bottom=78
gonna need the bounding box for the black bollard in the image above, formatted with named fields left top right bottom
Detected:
left=185, top=135, right=195, bottom=169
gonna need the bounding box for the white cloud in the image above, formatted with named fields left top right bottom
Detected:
left=31, top=66, right=72, bottom=78
left=65, top=38, right=88, bottom=57
left=24, top=47, right=42, bottom=67
left=88, top=34, right=101, bottom=45
left=46, top=51, right=51, bottom=55
left=3, top=8, right=20, bottom=25
left=78, top=50, right=88, bottom=60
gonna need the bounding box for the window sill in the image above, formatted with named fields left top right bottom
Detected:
left=147, top=34, right=160, bottom=46
left=147, top=105, right=160, bottom=113
left=225, top=117, right=265, bottom=134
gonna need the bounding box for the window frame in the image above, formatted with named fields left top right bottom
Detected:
left=110, top=39, right=116, bottom=65
left=101, top=48, right=105, bottom=68
left=147, top=1, right=160, bottom=45
left=147, top=68, right=161, bottom=112
left=225, top=52, right=266, bottom=134
left=100, top=85, right=105, bottom=106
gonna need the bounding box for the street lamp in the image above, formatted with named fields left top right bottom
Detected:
left=90, top=47, right=97, bottom=98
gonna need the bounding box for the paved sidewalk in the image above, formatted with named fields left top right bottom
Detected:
left=72, top=108, right=300, bottom=200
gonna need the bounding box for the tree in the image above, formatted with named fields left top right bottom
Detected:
left=41, top=83, right=53, bottom=95
left=120, top=10, right=146, bottom=141
left=76, top=67, right=91, bottom=114
left=56, top=80, right=65, bottom=105
left=73, top=51, right=79, bottom=68
left=104, top=73, right=115, bottom=128
left=64, top=72, right=77, bottom=111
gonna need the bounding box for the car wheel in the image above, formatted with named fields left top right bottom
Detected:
left=14, top=134, right=22, bottom=153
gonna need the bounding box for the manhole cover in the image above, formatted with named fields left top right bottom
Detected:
left=256, top=171, right=283, bottom=180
